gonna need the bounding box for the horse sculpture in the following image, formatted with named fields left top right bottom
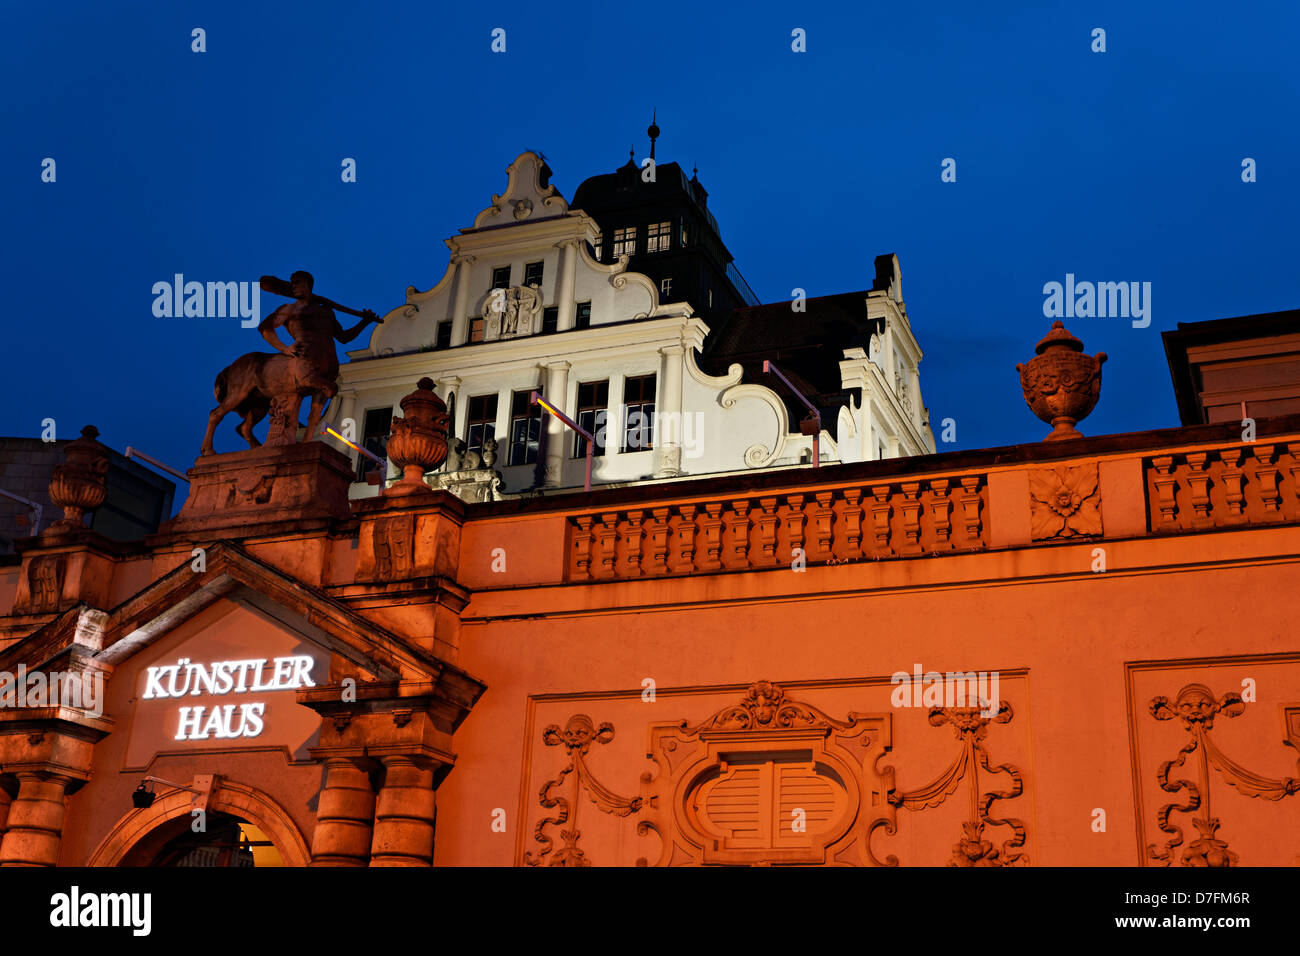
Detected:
left=199, top=272, right=381, bottom=456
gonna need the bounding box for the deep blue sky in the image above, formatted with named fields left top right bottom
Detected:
left=4, top=1, right=1297, bottom=483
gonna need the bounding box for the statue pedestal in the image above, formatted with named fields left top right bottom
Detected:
left=155, top=441, right=354, bottom=540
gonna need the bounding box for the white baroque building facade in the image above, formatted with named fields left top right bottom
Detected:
left=328, top=150, right=935, bottom=500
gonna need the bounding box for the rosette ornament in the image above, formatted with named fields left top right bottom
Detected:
left=47, top=425, right=110, bottom=532
left=1017, top=321, right=1107, bottom=441
left=384, top=378, right=450, bottom=495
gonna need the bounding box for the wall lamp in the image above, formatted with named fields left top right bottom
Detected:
left=131, top=775, right=201, bottom=810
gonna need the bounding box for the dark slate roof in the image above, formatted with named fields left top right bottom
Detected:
left=571, top=161, right=723, bottom=250
left=1163, top=307, right=1300, bottom=424
left=700, top=291, right=883, bottom=424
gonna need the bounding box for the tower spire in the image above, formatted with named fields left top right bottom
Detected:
left=647, top=109, right=660, bottom=161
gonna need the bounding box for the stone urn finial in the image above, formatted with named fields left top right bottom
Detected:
left=384, top=378, right=450, bottom=495
left=1017, top=322, right=1107, bottom=441
left=47, top=425, right=110, bottom=533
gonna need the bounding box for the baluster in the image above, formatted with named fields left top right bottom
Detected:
left=572, top=515, right=595, bottom=579
left=959, top=476, right=983, bottom=543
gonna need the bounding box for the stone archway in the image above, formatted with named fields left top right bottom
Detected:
left=88, top=779, right=310, bottom=867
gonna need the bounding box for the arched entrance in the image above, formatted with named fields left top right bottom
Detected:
left=120, top=810, right=283, bottom=867
left=89, top=779, right=311, bottom=867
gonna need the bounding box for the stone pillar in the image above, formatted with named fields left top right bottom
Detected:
left=555, top=240, right=579, bottom=331
left=542, top=361, right=571, bottom=488
left=440, top=376, right=462, bottom=444
left=310, top=758, right=376, bottom=867
left=654, top=344, right=684, bottom=478
left=0, top=772, right=71, bottom=866
left=369, top=757, right=436, bottom=867
left=450, top=254, right=476, bottom=346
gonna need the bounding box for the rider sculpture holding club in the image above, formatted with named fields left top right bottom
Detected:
left=200, top=271, right=383, bottom=456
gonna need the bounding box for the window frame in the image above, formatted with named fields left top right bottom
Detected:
left=573, top=380, right=609, bottom=458
left=647, top=221, right=671, bottom=253
left=465, top=393, right=499, bottom=454
left=622, top=374, right=656, bottom=452
left=508, top=389, right=542, bottom=466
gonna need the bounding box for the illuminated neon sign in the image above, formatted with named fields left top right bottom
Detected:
left=142, top=656, right=317, bottom=742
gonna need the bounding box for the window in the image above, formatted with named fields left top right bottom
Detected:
left=541, top=306, right=558, bottom=334
left=491, top=266, right=511, bottom=289
left=708, top=288, right=713, bottom=308
left=660, top=277, right=672, bottom=298
left=591, top=235, right=602, bottom=261
left=470, top=317, right=485, bottom=342
left=435, top=321, right=452, bottom=349
left=524, top=261, right=544, bottom=287
left=574, top=381, right=608, bottom=458
left=509, top=390, right=542, bottom=466
left=575, top=301, right=592, bottom=329
left=680, top=222, right=691, bottom=247
left=647, top=221, right=670, bottom=253
left=466, top=394, right=498, bottom=453
left=356, top=408, right=392, bottom=481
left=612, top=227, right=636, bottom=258
left=623, top=374, right=656, bottom=451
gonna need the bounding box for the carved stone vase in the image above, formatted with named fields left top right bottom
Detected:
left=47, top=425, right=110, bottom=532
left=384, top=378, right=451, bottom=495
left=1017, top=321, right=1107, bottom=441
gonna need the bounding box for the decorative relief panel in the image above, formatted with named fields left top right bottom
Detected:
left=1028, top=463, right=1101, bottom=540
left=1147, top=684, right=1299, bottom=867
left=636, top=681, right=892, bottom=866
left=1128, top=657, right=1300, bottom=867
left=517, top=678, right=1032, bottom=867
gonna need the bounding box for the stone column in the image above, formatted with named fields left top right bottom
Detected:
left=310, top=758, right=375, bottom=867
left=654, top=344, right=684, bottom=477
left=450, top=254, right=476, bottom=346
left=555, top=240, right=579, bottom=331
left=542, top=361, right=571, bottom=488
left=440, top=376, right=462, bottom=444
left=336, top=390, right=358, bottom=471
left=0, top=772, right=71, bottom=866
left=369, top=756, right=436, bottom=867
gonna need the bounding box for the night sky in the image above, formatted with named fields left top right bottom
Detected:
left=4, top=1, right=1297, bottom=495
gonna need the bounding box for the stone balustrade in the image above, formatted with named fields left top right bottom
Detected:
left=1147, top=442, right=1300, bottom=531
left=567, top=474, right=988, bottom=580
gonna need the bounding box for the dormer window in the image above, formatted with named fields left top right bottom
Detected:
left=647, top=221, right=670, bottom=253
left=613, top=227, right=636, bottom=258
left=591, top=235, right=602, bottom=262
